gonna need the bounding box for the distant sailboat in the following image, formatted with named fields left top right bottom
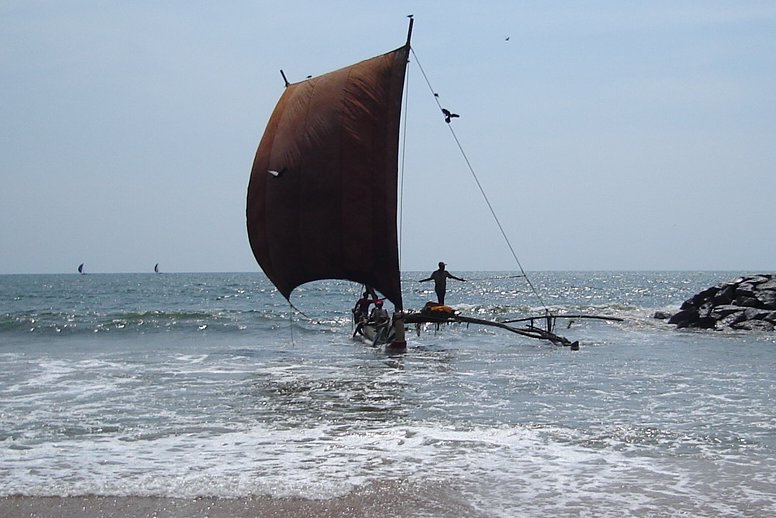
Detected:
left=154, top=263, right=160, bottom=274
left=77, top=263, right=85, bottom=275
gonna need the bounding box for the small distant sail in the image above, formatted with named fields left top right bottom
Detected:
left=154, top=263, right=160, bottom=274
left=78, top=263, right=84, bottom=274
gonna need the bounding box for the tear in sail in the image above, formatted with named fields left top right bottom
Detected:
left=246, top=42, right=410, bottom=309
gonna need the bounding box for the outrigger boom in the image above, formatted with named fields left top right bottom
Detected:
left=401, top=310, right=576, bottom=348
left=397, top=309, right=624, bottom=350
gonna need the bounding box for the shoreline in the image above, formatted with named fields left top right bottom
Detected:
left=0, top=483, right=476, bottom=518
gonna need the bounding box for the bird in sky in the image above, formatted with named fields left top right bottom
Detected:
left=442, top=108, right=459, bottom=123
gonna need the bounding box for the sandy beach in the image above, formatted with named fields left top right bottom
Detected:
left=1, top=481, right=476, bottom=518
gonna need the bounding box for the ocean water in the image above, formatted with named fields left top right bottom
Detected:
left=1, top=271, right=775, bottom=516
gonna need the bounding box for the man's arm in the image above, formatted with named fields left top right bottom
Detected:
left=419, top=276, right=431, bottom=282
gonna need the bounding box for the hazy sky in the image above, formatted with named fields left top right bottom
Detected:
left=2, top=1, right=775, bottom=274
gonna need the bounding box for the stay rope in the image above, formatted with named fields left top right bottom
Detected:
left=408, top=47, right=549, bottom=313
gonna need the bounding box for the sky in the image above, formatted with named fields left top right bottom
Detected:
left=2, top=1, right=775, bottom=274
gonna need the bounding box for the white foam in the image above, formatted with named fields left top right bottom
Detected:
left=3, top=421, right=774, bottom=516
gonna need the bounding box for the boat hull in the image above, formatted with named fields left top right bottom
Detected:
left=354, top=318, right=406, bottom=352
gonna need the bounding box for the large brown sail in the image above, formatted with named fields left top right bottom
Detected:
left=247, top=43, right=409, bottom=309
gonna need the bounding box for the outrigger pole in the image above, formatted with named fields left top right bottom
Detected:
left=402, top=312, right=579, bottom=349
left=501, top=314, right=624, bottom=325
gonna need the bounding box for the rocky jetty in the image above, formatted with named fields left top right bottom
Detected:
left=662, top=274, right=776, bottom=331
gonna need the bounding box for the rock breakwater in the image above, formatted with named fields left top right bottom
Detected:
left=662, top=274, right=776, bottom=331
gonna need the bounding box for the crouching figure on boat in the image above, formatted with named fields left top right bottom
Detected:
left=366, top=299, right=391, bottom=343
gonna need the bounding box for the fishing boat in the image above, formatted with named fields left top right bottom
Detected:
left=247, top=20, right=594, bottom=351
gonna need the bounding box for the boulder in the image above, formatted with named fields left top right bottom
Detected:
left=754, top=289, right=776, bottom=310
left=733, top=295, right=762, bottom=308
left=732, top=320, right=774, bottom=332
left=711, top=284, right=736, bottom=305
left=667, top=308, right=699, bottom=328
left=758, top=279, right=776, bottom=290
left=717, top=310, right=746, bottom=328
left=735, top=283, right=757, bottom=298
left=710, top=305, right=744, bottom=319
left=744, top=307, right=771, bottom=321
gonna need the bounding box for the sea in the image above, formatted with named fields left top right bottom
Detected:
left=1, top=271, right=775, bottom=517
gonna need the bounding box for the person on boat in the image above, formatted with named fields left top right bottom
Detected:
left=353, top=291, right=375, bottom=323
left=368, top=299, right=390, bottom=326
left=362, top=300, right=390, bottom=344
left=419, top=261, right=466, bottom=305
left=352, top=290, right=378, bottom=337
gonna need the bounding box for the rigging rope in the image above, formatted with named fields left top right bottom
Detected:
left=409, top=47, right=549, bottom=313
left=288, top=301, right=296, bottom=347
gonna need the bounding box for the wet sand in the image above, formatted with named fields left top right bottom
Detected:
left=1, top=481, right=479, bottom=517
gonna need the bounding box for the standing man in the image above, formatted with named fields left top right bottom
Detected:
left=419, top=261, right=466, bottom=305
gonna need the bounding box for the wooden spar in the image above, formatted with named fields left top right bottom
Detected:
left=500, top=314, right=624, bottom=324
left=454, top=315, right=574, bottom=346
left=402, top=312, right=575, bottom=347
